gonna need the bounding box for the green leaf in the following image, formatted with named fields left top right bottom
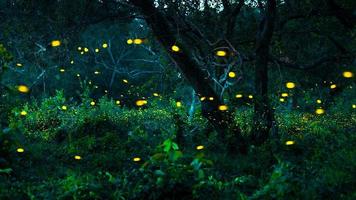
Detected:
left=163, top=139, right=172, bottom=152
left=172, top=142, right=179, bottom=150
left=198, top=169, right=205, bottom=179
left=0, top=168, right=12, bottom=174
left=169, top=150, right=183, bottom=161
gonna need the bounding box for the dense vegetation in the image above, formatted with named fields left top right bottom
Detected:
left=0, top=0, right=355, bottom=199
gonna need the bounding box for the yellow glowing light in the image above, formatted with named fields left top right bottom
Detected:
left=196, top=145, right=204, bottom=150
left=90, top=101, right=96, bottom=106
left=78, top=47, right=82, bottom=51
left=51, top=40, right=61, bottom=47
left=209, top=97, right=214, bottom=101
left=116, top=100, right=120, bottom=105
left=94, top=71, right=100, bottom=75
left=61, top=105, right=67, bottom=110
left=127, top=39, right=133, bottom=44
left=286, top=82, right=295, bottom=89
left=123, top=79, right=128, bottom=84
left=70, top=60, right=74, bottom=64
left=17, top=148, right=24, bottom=153
left=94, top=85, right=98, bottom=89
left=76, top=74, right=80, bottom=77
left=248, top=95, right=253, bottom=99
left=134, top=39, right=143, bottom=45
left=20, top=110, right=27, bottom=116
left=218, top=105, right=228, bottom=111
left=176, top=101, right=182, bottom=107
left=171, top=45, right=180, bottom=52
left=136, top=100, right=147, bottom=106
left=315, top=108, right=325, bottom=115
left=216, top=50, right=227, bottom=57
left=84, top=47, right=89, bottom=52
left=95, top=48, right=99, bottom=53
left=134, top=38, right=143, bottom=44
left=228, top=71, right=236, bottom=78
left=316, top=99, right=322, bottom=104
left=153, top=93, right=159, bottom=97
left=235, top=94, right=243, bottom=98
left=102, top=43, right=108, bottom=48
left=74, top=155, right=81, bottom=160
left=285, top=141, right=295, bottom=145
left=330, top=84, right=337, bottom=89
left=133, top=157, right=141, bottom=162
left=200, top=97, right=206, bottom=101
left=60, top=68, right=65, bottom=73
left=18, top=85, right=29, bottom=93
left=281, top=93, right=288, bottom=97
left=352, top=104, right=356, bottom=109
left=16, top=63, right=23, bottom=67
left=279, top=98, right=285, bottom=102
left=342, top=71, right=353, bottom=78
left=80, top=51, right=84, bottom=55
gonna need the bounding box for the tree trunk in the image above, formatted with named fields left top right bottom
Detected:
left=252, top=0, right=276, bottom=145
left=129, top=0, right=246, bottom=153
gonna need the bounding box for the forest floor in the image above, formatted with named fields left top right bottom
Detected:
left=0, top=95, right=355, bottom=199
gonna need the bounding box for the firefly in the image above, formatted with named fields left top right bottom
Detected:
left=330, top=84, right=337, bottom=89
left=90, top=101, right=96, bottom=106
left=18, top=85, right=29, bottom=93
left=127, top=39, right=133, bottom=44
left=136, top=100, right=147, bottom=106
left=235, top=94, right=243, bottom=98
left=51, top=40, right=61, bottom=47
left=133, top=157, right=141, bottom=162
left=116, top=100, right=120, bottom=105
left=228, top=71, right=236, bottom=78
left=171, top=45, right=180, bottom=52
left=74, top=155, right=81, bottom=160
left=102, top=43, right=108, bottom=48
left=17, top=148, right=25, bottom=153
left=342, top=71, right=353, bottom=78
left=134, top=39, right=143, bottom=44
left=16, top=63, right=23, bottom=67
left=123, top=79, right=128, bottom=84
left=196, top=145, right=204, bottom=150
left=216, top=50, right=227, bottom=57
left=315, top=108, right=325, bottom=115
left=153, top=93, right=159, bottom=97
left=84, top=47, right=89, bottom=52
left=60, top=68, right=65, bottom=73
left=286, top=82, right=295, bottom=89
left=200, top=97, right=206, bottom=101
left=218, top=105, right=228, bottom=111
left=248, top=95, right=253, bottom=99
left=281, top=93, right=288, bottom=97
left=176, top=101, right=182, bottom=107
left=95, top=48, right=99, bottom=53
left=285, top=141, right=295, bottom=145
left=61, top=105, right=67, bottom=110
left=316, top=99, right=322, bottom=104
left=20, top=110, right=27, bottom=116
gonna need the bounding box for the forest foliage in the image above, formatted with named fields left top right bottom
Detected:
left=0, top=0, right=355, bottom=199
